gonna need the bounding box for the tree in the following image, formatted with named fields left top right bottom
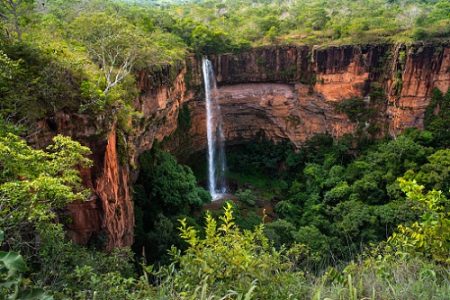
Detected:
left=0, top=49, right=18, bottom=80
left=387, top=179, right=450, bottom=264
left=139, top=148, right=211, bottom=212
left=0, top=230, right=53, bottom=300
left=0, top=0, right=34, bottom=42
left=424, top=89, right=450, bottom=147
left=0, top=133, right=92, bottom=247
left=162, top=203, right=305, bottom=298
left=0, top=50, right=20, bottom=121
left=397, top=5, right=423, bottom=30
left=406, top=149, right=450, bottom=197
left=0, top=41, right=92, bottom=124
left=133, top=147, right=210, bottom=264
left=70, top=13, right=147, bottom=96
left=189, top=24, right=234, bottom=54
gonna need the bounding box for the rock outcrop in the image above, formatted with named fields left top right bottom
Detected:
left=182, top=42, right=449, bottom=152
left=30, top=41, right=450, bottom=249
left=29, top=64, right=190, bottom=249
left=387, top=44, right=450, bottom=134
left=186, top=82, right=356, bottom=152
left=95, top=128, right=134, bottom=250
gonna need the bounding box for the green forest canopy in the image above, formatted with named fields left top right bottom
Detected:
left=1, top=0, right=450, bottom=299
left=1, top=0, right=449, bottom=125
left=2, top=0, right=450, bottom=52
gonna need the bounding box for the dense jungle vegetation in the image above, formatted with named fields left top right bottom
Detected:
left=1, top=0, right=450, bottom=299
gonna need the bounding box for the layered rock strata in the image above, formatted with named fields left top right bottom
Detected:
left=29, top=42, right=450, bottom=248
left=183, top=43, right=449, bottom=151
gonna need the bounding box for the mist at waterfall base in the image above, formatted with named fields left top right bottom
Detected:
left=202, top=58, right=227, bottom=201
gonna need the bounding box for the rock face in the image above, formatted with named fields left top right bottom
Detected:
left=182, top=43, right=449, bottom=152
left=29, top=64, right=190, bottom=250
left=186, top=82, right=356, bottom=152
left=387, top=44, right=450, bottom=134
left=30, top=42, right=450, bottom=249
left=95, top=128, right=134, bottom=249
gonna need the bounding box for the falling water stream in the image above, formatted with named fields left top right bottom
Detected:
left=202, top=58, right=227, bottom=200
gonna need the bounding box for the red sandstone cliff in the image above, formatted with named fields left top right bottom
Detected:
left=387, top=44, right=450, bottom=134
left=29, top=42, right=450, bottom=249
left=29, top=64, right=190, bottom=249
left=182, top=43, right=449, bottom=152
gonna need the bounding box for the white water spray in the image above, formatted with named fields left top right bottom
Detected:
left=202, top=58, right=227, bottom=200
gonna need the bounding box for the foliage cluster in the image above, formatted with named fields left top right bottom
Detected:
left=0, top=0, right=186, bottom=129
left=158, top=0, right=450, bottom=50
left=133, top=145, right=210, bottom=264
left=222, top=89, right=450, bottom=268
left=152, top=188, right=450, bottom=299
left=0, top=121, right=449, bottom=299
left=0, top=1, right=449, bottom=299
left=0, top=131, right=91, bottom=252
left=424, top=88, right=450, bottom=147
left=161, top=203, right=305, bottom=298
left=387, top=179, right=450, bottom=264
left=0, top=128, right=141, bottom=299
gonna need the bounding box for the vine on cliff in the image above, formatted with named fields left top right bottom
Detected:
left=424, top=88, right=450, bottom=147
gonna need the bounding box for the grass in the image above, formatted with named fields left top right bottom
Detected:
left=149, top=257, right=450, bottom=300
left=311, top=258, right=450, bottom=300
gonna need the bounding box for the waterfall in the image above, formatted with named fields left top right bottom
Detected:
left=202, top=58, right=227, bottom=200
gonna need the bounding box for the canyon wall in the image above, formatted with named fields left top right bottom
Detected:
left=180, top=43, right=449, bottom=153
left=30, top=64, right=191, bottom=250
left=31, top=42, right=450, bottom=249
left=386, top=44, right=450, bottom=134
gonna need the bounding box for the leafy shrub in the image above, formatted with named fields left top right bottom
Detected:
left=387, top=179, right=450, bottom=264
left=0, top=133, right=91, bottom=252
left=0, top=230, right=52, bottom=300
left=405, top=149, right=450, bottom=197
left=133, top=147, right=210, bottom=264
left=424, top=88, right=450, bottom=147
left=160, top=203, right=307, bottom=298
left=264, top=219, right=296, bottom=248
left=236, top=189, right=257, bottom=206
